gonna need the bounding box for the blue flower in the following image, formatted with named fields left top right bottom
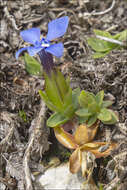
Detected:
left=16, top=16, right=69, bottom=59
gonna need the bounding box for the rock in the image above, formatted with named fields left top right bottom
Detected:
left=38, top=162, right=84, bottom=190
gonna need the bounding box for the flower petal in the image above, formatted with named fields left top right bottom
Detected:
left=20, top=28, right=40, bottom=45
left=27, top=46, right=43, bottom=56
left=46, top=16, right=69, bottom=41
left=46, top=43, right=64, bottom=57
left=15, top=47, right=28, bottom=59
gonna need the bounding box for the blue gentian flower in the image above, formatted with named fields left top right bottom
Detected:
left=16, top=16, right=69, bottom=59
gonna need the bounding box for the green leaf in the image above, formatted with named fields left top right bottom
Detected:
left=63, top=88, right=75, bottom=118
left=87, top=37, right=113, bottom=52
left=39, top=90, right=58, bottom=112
left=87, top=114, right=97, bottom=127
left=93, top=51, right=111, bottom=59
left=102, top=110, right=118, bottom=125
left=113, top=30, right=127, bottom=41
left=95, top=90, right=104, bottom=106
left=88, top=102, right=100, bottom=114
left=78, top=116, right=89, bottom=124
left=47, top=112, right=69, bottom=127
left=79, top=90, right=96, bottom=108
left=63, top=104, right=74, bottom=119
left=55, top=68, right=69, bottom=101
left=88, top=29, right=127, bottom=59
left=72, top=88, right=80, bottom=110
left=98, top=108, right=112, bottom=121
left=93, top=29, right=112, bottom=38
left=101, top=100, right=113, bottom=108
left=63, top=87, right=72, bottom=108
left=75, top=108, right=92, bottom=117
left=93, top=29, right=119, bottom=49
left=44, top=71, right=63, bottom=110
left=24, top=53, right=43, bottom=76
left=19, top=110, right=27, bottom=122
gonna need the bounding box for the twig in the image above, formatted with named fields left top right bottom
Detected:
left=84, top=0, right=116, bottom=17
left=103, top=176, right=120, bottom=190
left=23, top=101, right=46, bottom=190
left=0, top=126, right=14, bottom=146
left=3, top=7, right=21, bottom=30
left=0, top=177, right=15, bottom=190
left=48, top=7, right=78, bottom=23
left=21, top=15, right=45, bottom=24
left=96, top=35, right=125, bottom=46
left=0, top=112, right=15, bottom=146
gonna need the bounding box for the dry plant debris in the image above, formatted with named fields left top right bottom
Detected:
left=0, top=0, right=127, bottom=189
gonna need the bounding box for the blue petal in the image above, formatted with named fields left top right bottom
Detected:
left=20, top=28, right=40, bottom=45
left=27, top=46, right=43, bottom=56
left=46, top=16, right=69, bottom=41
left=45, top=43, right=64, bottom=57
left=16, top=47, right=28, bottom=59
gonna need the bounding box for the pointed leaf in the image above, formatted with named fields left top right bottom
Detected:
left=63, top=104, right=74, bottom=119
left=113, top=30, right=127, bottom=41
left=101, top=100, right=113, bottom=108
left=44, top=71, right=63, bottom=110
left=39, top=90, right=58, bottom=112
left=95, top=90, right=104, bottom=106
left=69, top=148, right=81, bottom=173
left=63, top=87, right=73, bottom=109
left=93, top=29, right=112, bottom=38
left=98, top=108, right=112, bottom=121
left=87, top=37, right=113, bottom=52
left=93, top=51, right=111, bottom=59
left=78, top=116, right=89, bottom=124
left=55, top=68, right=69, bottom=100
left=88, top=102, right=100, bottom=114
left=47, top=112, right=69, bottom=127
left=24, top=53, right=43, bottom=76
left=54, top=126, right=78, bottom=149
left=79, top=90, right=96, bottom=108
left=93, top=29, right=118, bottom=49
left=75, top=108, right=92, bottom=117
left=87, top=114, right=97, bottom=127
left=72, top=88, right=80, bottom=110
left=62, top=88, right=75, bottom=118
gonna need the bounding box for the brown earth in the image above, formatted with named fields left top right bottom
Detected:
left=0, top=0, right=127, bottom=190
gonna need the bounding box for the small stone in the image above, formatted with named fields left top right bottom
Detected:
left=38, top=162, right=84, bottom=189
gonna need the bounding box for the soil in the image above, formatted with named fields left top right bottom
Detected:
left=0, top=0, right=127, bottom=190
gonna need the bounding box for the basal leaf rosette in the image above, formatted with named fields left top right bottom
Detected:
left=54, top=122, right=117, bottom=176
left=76, top=90, right=119, bottom=127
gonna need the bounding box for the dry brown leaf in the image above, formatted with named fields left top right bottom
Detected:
left=69, top=148, right=82, bottom=173
left=81, top=151, right=87, bottom=177
left=86, top=142, right=117, bottom=158
left=54, top=126, right=78, bottom=149
left=74, top=122, right=99, bottom=145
